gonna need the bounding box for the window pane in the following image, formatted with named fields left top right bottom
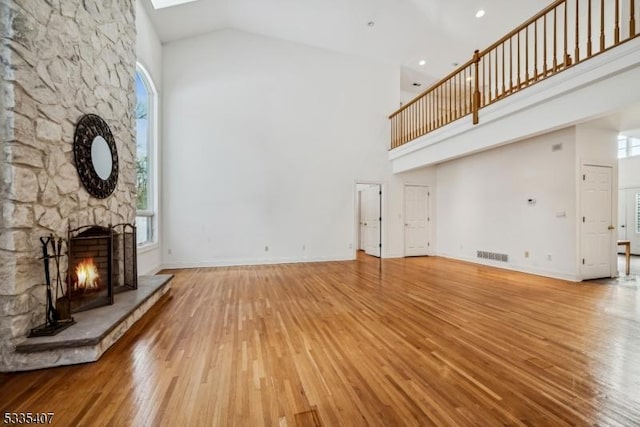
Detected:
left=135, top=72, right=150, bottom=211
left=630, top=138, right=640, bottom=157
left=136, top=216, right=152, bottom=245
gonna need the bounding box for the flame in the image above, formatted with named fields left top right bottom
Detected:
left=75, top=259, right=100, bottom=290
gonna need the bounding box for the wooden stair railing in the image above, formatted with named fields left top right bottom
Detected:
left=390, top=0, right=640, bottom=150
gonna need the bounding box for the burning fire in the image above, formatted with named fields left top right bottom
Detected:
left=75, top=259, right=101, bottom=291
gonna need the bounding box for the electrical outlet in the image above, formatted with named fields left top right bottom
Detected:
left=167, top=248, right=172, bottom=255
left=547, top=253, right=552, bottom=261
left=264, top=245, right=269, bottom=252
left=302, top=244, right=306, bottom=251
left=348, top=243, right=353, bottom=249
left=524, top=251, right=530, bottom=258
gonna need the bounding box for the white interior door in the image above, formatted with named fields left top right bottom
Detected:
left=625, top=188, right=640, bottom=255
left=404, top=185, right=430, bottom=256
left=581, top=165, right=613, bottom=279
left=363, top=185, right=381, bottom=257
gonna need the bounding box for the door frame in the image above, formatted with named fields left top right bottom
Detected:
left=577, top=160, right=617, bottom=280
left=354, top=181, right=384, bottom=259
left=403, top=184, right=432, bottom=257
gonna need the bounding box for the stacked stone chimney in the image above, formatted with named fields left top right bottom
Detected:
left=0, top=0, right=137, bottom=371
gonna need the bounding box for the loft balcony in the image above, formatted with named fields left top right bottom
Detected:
left=389, top=0, right=640, bottom=173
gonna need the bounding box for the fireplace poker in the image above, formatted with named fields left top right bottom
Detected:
left=52, top=237, right=70, bottom=320
left=40, top=236, right=59, bottom=326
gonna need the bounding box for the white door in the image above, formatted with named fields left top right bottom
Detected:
left=625, top=188, right=640, bottom=255
left=363, top=186, right=381, bottom=257
left=581, top=165, right=613, bottom=279
left=404, top=185, right=430, bottom=256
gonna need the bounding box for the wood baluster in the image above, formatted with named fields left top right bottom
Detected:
left=460, top=71, right=464, bottom=118
left=448, top=79, right=452, bottom=123
left=525, top=26, right=530, bottom=84
left=533, top=19, right=538, bottom=81
left=614, top=0, right=620, bottom=43
left=564, top=1, right=570, bottom=66
left=517, top=31, right=521, bottom=88
left=420, top=97, right=423, bottom=136
left=482, top=57, right=487, bottom=107
left=575, top=0, right=580, bottom=62
left=408, top=105, right=411, bottom=141
left=553, top=8, right=558, bottom=71
left=469, top=61, right=478, bottom=108
left=600, top=0, right=605, bottom=51
left=543, top=15, right=548, bottom=76
left=487, top=52, right=493, bottom=104
left=460, top=70, right=464, bottom=117
left=473, top=50, right=480, bottom=125
left=509, top=37, right=514, bottom=92
left=501, top=43, right=506, bottom=95
left=631, top=0, right=636, bottom=37
left=427, top=91, right=435, bottom=131
left=413, top=103, right=417, bottom=139
left=390, top=117, right=393, bottom=148
left=587, top=0, right=592, bottom=56
left=436, top=87, right=439, bottom=128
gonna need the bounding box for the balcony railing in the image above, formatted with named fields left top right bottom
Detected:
left=390, top=0, right=640, bottom=149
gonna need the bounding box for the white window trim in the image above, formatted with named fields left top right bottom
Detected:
left=135, top=62, right=159, bottom=248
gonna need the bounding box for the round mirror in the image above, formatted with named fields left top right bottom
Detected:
left=90, top=136, right=113, bottom=180
left=73, top=114, right=119, bottom=199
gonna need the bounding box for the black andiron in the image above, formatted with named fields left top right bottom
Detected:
left=29, top=234, right=75, bottom=337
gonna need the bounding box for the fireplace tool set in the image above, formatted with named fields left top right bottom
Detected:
left=29, top=234, right=75, bottom=337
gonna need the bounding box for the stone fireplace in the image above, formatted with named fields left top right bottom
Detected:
left=0, top=0, right=137, bottom=371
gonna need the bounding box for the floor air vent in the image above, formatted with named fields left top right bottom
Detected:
left=477, top=251, right=509, bottom=262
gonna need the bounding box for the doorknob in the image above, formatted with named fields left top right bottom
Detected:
left=608, top=225, right=615, bottom=230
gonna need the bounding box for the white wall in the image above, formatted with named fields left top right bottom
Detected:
left=136, top=0, right=163, bottom=275
left=162, top=29, right=435, bottom=267
left=435, top=127, right=579, bottom=280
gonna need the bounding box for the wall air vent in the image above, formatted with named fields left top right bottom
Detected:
left=476, top=250, right=509, bottom=262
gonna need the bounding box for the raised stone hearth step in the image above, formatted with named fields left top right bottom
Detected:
left=10, top=275, right=172, bottom=372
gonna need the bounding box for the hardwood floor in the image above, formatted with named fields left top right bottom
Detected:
left=2, top=255, right=640, bottom=426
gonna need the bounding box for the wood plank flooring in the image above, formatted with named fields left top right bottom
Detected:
left=2, top=254, right=640, bottom=426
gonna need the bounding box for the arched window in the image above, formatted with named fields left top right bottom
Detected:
left=135, top=64, right=157, bottom=246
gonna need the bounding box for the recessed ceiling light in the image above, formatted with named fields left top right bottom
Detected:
left=419, top=60, right=426, bottom=66
left=150, top=0, right=199, bottom=10
left=367, top=21, right=375, bottom=27
left=475, top=9, right=486, bottom=18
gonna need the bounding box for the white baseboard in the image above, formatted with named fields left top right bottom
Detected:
left=435, top=252, right=581, bottom=282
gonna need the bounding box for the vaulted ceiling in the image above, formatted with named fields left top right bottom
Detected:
left=142, top=0, right=553, bottom=87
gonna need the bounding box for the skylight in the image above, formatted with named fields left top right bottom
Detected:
left=150, top=0, right=199, bottom=10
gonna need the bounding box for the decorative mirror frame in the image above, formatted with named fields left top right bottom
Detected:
left=73, top=114, right=119, bottom=199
